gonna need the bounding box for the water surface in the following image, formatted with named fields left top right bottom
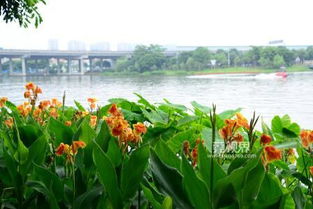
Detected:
left=1, top=72, right=312, bottom=128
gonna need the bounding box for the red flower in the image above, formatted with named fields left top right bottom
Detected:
left=133, top=122, right=147, bottom=134
left=260, top=134, right=272, bottom=145
left=72, top=141, right=86, bottom=154
left=55, top=143, right=66, bottom=156
left=264, top=146, right=282, bottom=162
left=109, top=104, right=119, bottom=116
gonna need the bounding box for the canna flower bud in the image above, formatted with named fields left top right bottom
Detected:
left=260, top=134, right=272, bottom=145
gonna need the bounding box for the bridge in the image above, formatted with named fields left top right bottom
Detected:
left=0, top=49, right=178, bottom=75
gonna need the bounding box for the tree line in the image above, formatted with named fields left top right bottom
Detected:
left=115, top=45, right=313, bottom=72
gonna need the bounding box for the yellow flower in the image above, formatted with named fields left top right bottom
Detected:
left=4, top=117, right=14, bottom=128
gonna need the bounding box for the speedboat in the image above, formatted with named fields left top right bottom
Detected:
left=275, top=71, right=288, bottom=78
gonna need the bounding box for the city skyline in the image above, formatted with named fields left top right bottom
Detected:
left=1, top=0, right=313, bottom=49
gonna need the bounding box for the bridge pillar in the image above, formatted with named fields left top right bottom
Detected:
left=9, top=58, right=13, bottom=75
left=57, top=58, right=61, bottom=74
left=89, top=58, right=93, bottom=72
left=67, top=58, right=71, bottom=74
left=0, top=58, right=2, bottom=73
left=78, top=58, right=84, bottom=75
left=21, top=57, right=26, bottom=75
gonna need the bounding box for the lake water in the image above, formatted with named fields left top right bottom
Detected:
left=1, top=72, right=313, bottom=128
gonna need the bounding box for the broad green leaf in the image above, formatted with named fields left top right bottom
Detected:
left=150, top=149, right=193, bottom=209
left=155, top=140, right=180, bottom=170
left=167, top=129, right=196, bottom=153
left=33, top=163, right=64, bottom=201
left=198, top=143, right=226, bottom=189
left=181, top=154, right=210, bottom=209
left=48, top=117, right=74, bottom=145
left=73, top=185, right=103, bottom=209
left=121, top=145, right=149, bottom=200
left=26, top=180, right=60, bottom=209
left=93, top=143, right=122, bottom=209
left=191, top=101, right=211, bottom=114
left=142, top=184, right=162, bottom=209
left=292, top=186, right=305, bottom=209
left=74, top=100, right=86, bottom=111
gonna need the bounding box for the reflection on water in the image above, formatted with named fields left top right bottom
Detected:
left=1, top=72, right=313, bottom=128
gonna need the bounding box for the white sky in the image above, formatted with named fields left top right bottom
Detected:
left=0, top=0, right=312, bottom=49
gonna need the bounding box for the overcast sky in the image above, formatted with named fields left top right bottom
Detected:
left=0, top=0, right=312, bottom=49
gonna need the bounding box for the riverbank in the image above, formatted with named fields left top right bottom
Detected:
left=101, top=65, right=311, bottom=76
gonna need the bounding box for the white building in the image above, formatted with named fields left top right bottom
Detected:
left=68, top=40, right=86, bottom=51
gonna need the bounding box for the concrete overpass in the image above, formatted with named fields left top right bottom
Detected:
left=0, top=49, right=178, bottom=75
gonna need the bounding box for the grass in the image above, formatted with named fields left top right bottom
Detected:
left=102, top=65, right=312, bottom=76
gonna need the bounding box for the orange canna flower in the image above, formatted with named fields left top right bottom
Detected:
left=4, top=117, right=14, bottom=128
left=109, top=104, right=119, bottom=116
left=65, top=121, right=72, bottom=126
left=51, top=98, right=62, bottom=107
left=264, top=146, right=282, bottom=162
left=55, top=143, right=66, bottom=156
left=183, top=141, right=190, bottom=156
left=112, top=123, right=123, bottom=136
left=39, top=100, right=51, bottom=110
left=72, top=141, right=86, bottom=154
left=191, top=147, right=198, bottom=167
left=260, top=134, right=272, bottom=145
left=300, top=130, right=312, bottom=148
left=236, top=113, right=250, bottom=129
left=87, top=98, right=98, bottom=103
left=89, top=115, right=97, bottom=127
left=233, top=133, right=244, bottom=142
left=133, top=122, right=147, bottom=134
left=34, top=86, right=42, bottom=94
left=49, top=107, right=59, bottom=118
left=25, top=82, right=35, bottom=90
left=24, top=91, right=31, bottom=98
left=0, top=97, right=8, bottom=108
left=310, top=166, right=313, bottom=176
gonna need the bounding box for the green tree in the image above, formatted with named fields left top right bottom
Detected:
left=273, top=54, right=285, bottom=68
left=130, top=45, right=166, bottom=72
left=0, top=0, right=46, bottom=27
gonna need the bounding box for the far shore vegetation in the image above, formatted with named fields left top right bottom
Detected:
left=107, top=44, right=313, bottom=75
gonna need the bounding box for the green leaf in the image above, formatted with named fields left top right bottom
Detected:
left=155, top=140, right=180, bottom=170
left=121, top=145, right=149, bottom=200
left=162, top=196, right=173, bottom=209
left=177, top=115, right=198, bottom=127
left=48, top=117, right=74, bottom=145
left=33, top=164, right=64, bottom=201
left=198, top=144, right=226, bottom=189
left=14, top=137, right=29, bottom=165
left=292, top=186, right=305, bottom=209
left=26, top=180, right=60, bottom=209
left=142, top=184, right=162, bottom=209
left=181, top=154, right=210, bottom=209
left=150, top=149, right=193, bottom=209
left=95, top=120, right=111, bottom=152
left=74, top=100, right=86, bottom=111
left=73, top=185, right=103, bottom=209
left=106, top=138, right=122, bottom=167
left=191, top=101, right=211, bottom=114
left=167, top=129, right=196, bottom=153
left=93, top=142, right=122, bottom=209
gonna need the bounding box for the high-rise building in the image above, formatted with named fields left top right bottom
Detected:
left=90, top=42, right=110, bottom=51
left=68, top=40, right=86, bottom=51
left=48, top=39, right=59, bottom=50
left=117, top=43, right=136, bottom=51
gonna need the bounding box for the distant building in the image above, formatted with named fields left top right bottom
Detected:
left=90, top=42, right=110, bottom=51
left=68, top=40, right=86, bottom=51
left=48, top=39, right=59, bottom=50
left=117, top=43, right=136, bottom=51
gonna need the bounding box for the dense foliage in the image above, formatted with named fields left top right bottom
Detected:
left=116, top=45, right=313, bottom=72
left=0, top=0, right=45, bottom=27
left=0, top=82, right=313, bottom=209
